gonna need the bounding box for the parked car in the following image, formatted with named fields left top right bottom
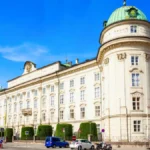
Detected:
left=70, top=139, right=94, bottom=150
left=45, top=136, right=69, bottom=148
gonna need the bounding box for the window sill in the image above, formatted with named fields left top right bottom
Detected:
left=130, top=110, right=144, bottom=112
left=132, top=132, right=144, bottom=134
left=130, top=87, right=143, bottom=89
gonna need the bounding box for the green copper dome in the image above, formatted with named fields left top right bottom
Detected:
left=106, top=6, right=148, bottom=26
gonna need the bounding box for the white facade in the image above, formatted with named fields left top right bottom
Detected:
left=0, top=4, right=150, bottom=142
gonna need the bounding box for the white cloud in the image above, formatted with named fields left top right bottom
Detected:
left=0, top=43, right=96, bottom=64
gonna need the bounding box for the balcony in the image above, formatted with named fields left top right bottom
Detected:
left=22, top=108, right=32, bottom=116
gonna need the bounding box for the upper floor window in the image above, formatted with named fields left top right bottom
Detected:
left=50, top=96, right=54, bottom=106
left=51, top=112, right=54, bottom=121
left=70, top=109, right=74, bottom=119
left=80, top=77, right=85, bottom=85
left=14, top=103, right=17, bottom=112
left=70, top=80, right=74, bottom=87
left=60, top=83, right=64, bottom=90
left=60, top=95, right=64, bottom=104
left=43, top=88, right=46, bottom=95
left=27, top=101, right=30, bottom=108
left=131, top=56, right=139, bottom=65
left=34, top=114, right=37, bottom=122
left=34, top=100, right=37, bottom=108
left=20, top=102, right=23, bottom=110
left=132, top=73, right=140, bottom=87
left=42, top=113, right=46, bottom=121
left=42, top=98, right=46, bottom=108
left=9, top=104, right=11, bottom=112
left=80, top=90, right=85, bottom=101
left=95, top=87, right=100, bottom=98
left=51, top=85, right=54, bottom=92
left=27, top=92, right=30, bottom=98
left=131, top=25, right=137, bottom=33
left=60, top=110, right=64, bottom=120
left=80, top=107, right=85, bottom=119
left=133, top=97, right=140, bottom=110
left=133, top=120, right=141, bottom=132
left=95, top=73, right=100, bottom=81
left=34, top=90, right=37, bottom=97
left=95, top=106, right=100, bottom=117
left=70, top=92, right=74, bottom=103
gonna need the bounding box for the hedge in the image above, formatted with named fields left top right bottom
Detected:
left=37, top=125, right=52, bottom=140
left=21, top=127, right=34, bottom=140
left=79, top=122, right=97, bottom=140
left=4, top=128, right=13, bottom=142
left=0, top=128, right=4, bottom=137
left=55, top=123, right=73, bottom=140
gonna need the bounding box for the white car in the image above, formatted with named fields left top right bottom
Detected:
left=70, top=139, right=94, bottom=150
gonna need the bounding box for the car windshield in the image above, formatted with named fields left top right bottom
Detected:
left=46, top=137, right=50, bottom=142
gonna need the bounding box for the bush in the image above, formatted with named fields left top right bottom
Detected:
left=21, top=127, right=34, bottom=140
left=37, top=125, right=52, bottom=140
left=4, top=128, right=13, bottom=142
left=55, top=123, right=73, bottom=140
left=0, top=128, right=4, bottom=137
left=79, top=122, right=98, bottom=140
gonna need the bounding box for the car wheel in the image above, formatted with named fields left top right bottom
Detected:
left=46, top=146, right=50, bottom=148
left=78, top=146, right=82, bottom=150
left=65, top=144, right=69, bottom=148
left=53, top=145, right=56, bottom=148
left=59, top=146, right=62, bottom=148
left=91, top=145, right=94, bottom=150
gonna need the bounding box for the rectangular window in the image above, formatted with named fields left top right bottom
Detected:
left=34, top=90, right=37, bottom=97
left=27, top=101, right=30, bottom=109
left=95, top=73, right=100, bottom=81
left=51, top=112, right=54, bottom=121
left=95, top=87, right=100, bottom=98
left=34, top=114, right=37, bottom=122
left=95, top=106, right=100, bottom=116
left=132, top=97, right=140, bottom=110
left=51, top=85, right=54, bottom=92
left=14, top=103, right=17, bottom=112
left=131, top=56, right=139, bottom=65
left=80, top=90, right=85, bottom=101
left=70, top=92, right=74, bottom=103
left=60, top=110, right=64, bottom=120
left=131, top=25, right=137, bottom=33
left=132, top=73, right=140, bottom=86
left=60, top=95, right=64, bottom=104
left=43, top=88, right=46, bottom=94
left=27, top=92, right=30, bottom=98
left=50, top=96, right=54, bottom=106
left=80, top=77, right=85, bottom=85
left=133, top=120, right=141, bottom=132
left=80, top=107, right=85, bottom=118
left=9, top=104, right=11, bottom=113
left=34, top=100, right=37, bottom=108
left=42, top=113, right=46, bottom=121
left=20, top=102, right=22, bottom=110
left=60, top=83, right=64, bottom=90
left=70, top=109, right=74, bottom=119
left=70, top=80, right=74, bottom=87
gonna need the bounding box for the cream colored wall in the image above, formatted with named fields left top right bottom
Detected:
left=101, top=23, right=150, bottom=44
left=8, top=63, right=60, bottom=88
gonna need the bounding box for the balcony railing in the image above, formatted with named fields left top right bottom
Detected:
left=22, top=108, right=32, bottom=116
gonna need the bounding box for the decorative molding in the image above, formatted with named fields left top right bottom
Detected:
left=100, top=66, right=103, bottom=72
left=104, top=58, right=109, bottom=64
left=38, top=87, right=42, bottom=91
left=145, top=53, right=150, bottom=62
left=46, top=85, right=50, bottom=88
left=117, top=53, right=127, bottom=60
left=129, top=68, right=143, bottom=73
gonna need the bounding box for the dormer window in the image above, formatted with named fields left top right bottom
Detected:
left=131, top=25, right=137, bottom=33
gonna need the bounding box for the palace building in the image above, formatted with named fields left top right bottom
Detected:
left=0, top=2, right=150, bottom=142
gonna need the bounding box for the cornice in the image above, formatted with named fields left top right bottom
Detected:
left=97, top=37, right=150, bottom=64
left=0, top=61, right=97, bottom=96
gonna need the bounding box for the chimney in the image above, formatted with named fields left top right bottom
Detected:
left=75, top=58, right=79, bottom=64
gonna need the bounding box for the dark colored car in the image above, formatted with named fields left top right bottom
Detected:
left=45, top=136, right=69, bottom=148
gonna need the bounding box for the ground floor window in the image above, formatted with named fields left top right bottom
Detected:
left=133, top=120, right=141, bottom=132
left=60, top=110, right=64, bottom=120
left=80, top=107, right=85, bottom=119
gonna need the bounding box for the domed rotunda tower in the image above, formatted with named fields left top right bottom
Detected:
left=97, top=1, right=150, bottom=142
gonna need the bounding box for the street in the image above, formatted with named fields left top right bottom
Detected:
left=1, top=143, right=148, bottom=150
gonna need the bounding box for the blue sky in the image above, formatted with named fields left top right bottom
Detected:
left=0, top=0, right=149, bottom=88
